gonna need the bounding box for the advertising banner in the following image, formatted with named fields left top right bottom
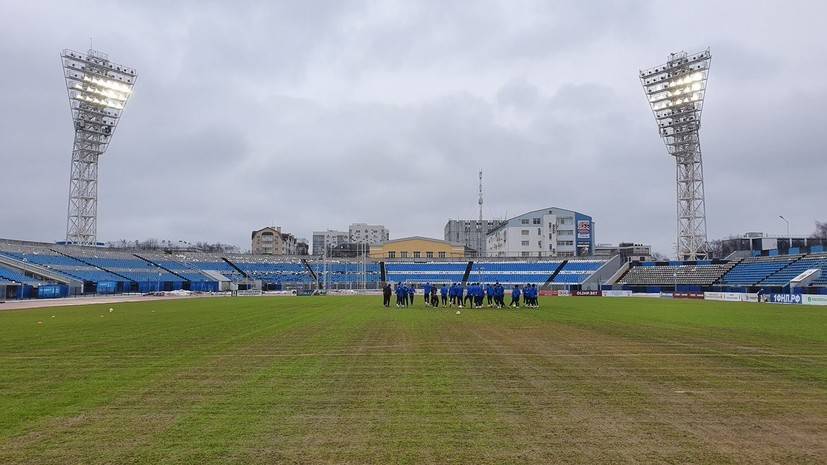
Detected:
left=577, top=220, right=591, bottom=240
left=539, top=290, right=559, bottom=296
left=704, top=292, right=724, bottom=301
left=704, top=292, right=758, bottom=302
left=236, top=289, right=263, bottom=296
left=673, top=292, right=705, bottom=299
left=572, top=290, right=601, bottom=296
left=557, top=290, right=571, bottom=297
left=632, top=293, right=662, bottom=298
left=769, top=293, right=803, bottom=305
left=723, top=292, right=744, bottom=302
left=802, top=294, right=827, bottom=306
left=602, top=290, right=633, bottom=297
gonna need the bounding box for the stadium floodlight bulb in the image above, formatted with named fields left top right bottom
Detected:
left=61, top=48, right=137, bottom=246
left=640, top=48, right=711, bottom=260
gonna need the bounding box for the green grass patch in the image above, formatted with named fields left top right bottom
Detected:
left=1, top=296, right=825, bottom=464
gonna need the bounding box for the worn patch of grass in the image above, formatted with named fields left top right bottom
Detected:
left=1, top=296, right=825, bottom=464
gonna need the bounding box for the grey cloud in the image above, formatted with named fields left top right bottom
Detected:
left=1, top=0, right=826, bottom=255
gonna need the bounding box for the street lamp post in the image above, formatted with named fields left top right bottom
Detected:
left=779, top=216, right=791, bottom=252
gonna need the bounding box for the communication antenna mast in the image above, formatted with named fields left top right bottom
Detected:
left=478, top=170, right=484, bottom=258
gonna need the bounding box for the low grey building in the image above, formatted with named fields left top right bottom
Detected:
left=296, top=238, right=309, bottom=256
left=594, top=243, right=652, bottom=262
left=312, top=230, right=350, bottom=256
left=444, top=219, right=506, bottom=257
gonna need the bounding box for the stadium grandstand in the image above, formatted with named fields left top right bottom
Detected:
left=3, top=238, right=827, bottom=301
left=0, top=239, right=618, bottom=300
left=610, top=252, right=827, bottom=294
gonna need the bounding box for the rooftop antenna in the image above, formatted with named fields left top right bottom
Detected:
left=478, top=170, right=483, bottom=257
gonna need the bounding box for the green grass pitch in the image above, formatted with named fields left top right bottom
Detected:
left=1, top=296, right=826, bottom=464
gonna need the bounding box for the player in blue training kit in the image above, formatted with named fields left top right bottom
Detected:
left=462, top=283, right=472, bottom=307
left=475, top=283, right=485, bottom=308
left=468, top=283, right=475, bottom=308
left=395, top=283, right=404, bottom=307
left=440, top=284, right=448, bottom=306
left=510, top=285, right=521, bottom=308
left=494, top=282, right=504, bottom=308
left=485, top=283, right=494, bottom=307
left=530, top=284, right=540, bottom=308
left=423, top=283, right=432, bottom=306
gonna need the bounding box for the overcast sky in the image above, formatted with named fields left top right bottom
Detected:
left=1, top=0, right=825, bottom=255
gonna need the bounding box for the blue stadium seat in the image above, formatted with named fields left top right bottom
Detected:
left=759, top=254, right=827, bottom=287
left=718, top=256, right=800, bottom=286
left=0, top=264, right=51, bottom=286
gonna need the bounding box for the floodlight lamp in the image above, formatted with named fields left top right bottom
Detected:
left=61, top=47, right=137, bottom=245
left=639, top=47, right=712, bottom=260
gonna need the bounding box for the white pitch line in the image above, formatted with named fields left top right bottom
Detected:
left=1, top=352, right=826, bottom=359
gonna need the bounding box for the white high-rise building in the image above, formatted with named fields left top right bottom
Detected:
left=486, top=207, right=594, bottom=258
left=349, top=223, right=389, bottom=246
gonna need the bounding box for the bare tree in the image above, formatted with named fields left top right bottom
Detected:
left=707, top=239, right=723, bottom=259
left=813, top=221, right=827, bottom=239
left=104, top=238, right=239, bottom=253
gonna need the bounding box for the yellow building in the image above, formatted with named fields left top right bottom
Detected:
left=369, top=236, right=473, bottom=260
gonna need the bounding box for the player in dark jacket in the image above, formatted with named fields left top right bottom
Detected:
left=382, top=283, right=392, bottom=307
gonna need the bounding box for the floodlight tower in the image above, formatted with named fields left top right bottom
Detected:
left=61, top=49, right=137, bottom=246
left=640, top=49, right=711, bottom=260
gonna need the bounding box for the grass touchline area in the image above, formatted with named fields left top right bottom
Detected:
left=1, top=296, right=825, bottom=465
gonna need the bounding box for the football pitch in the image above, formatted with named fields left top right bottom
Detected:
left=1, top=296, right=825, bottom=464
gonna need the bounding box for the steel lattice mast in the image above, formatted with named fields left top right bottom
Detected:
left=61, top=49, right=137, bottom=246
left=478, top=170, right=484, bottom=257
left=640, top=49, right=711, bottom=260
